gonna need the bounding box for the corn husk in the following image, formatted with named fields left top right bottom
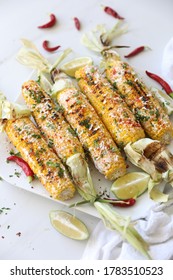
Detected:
left=67, top=153, right=96, bottom=202
left=124, top=138, right=173, bottom=202
left=94, top=202, right=151, bottom=259
left=0, top=93, right=31, bottom=132
left=81, top=20, right=127, bottom=53
left=17, top=38, right=72, bottom=74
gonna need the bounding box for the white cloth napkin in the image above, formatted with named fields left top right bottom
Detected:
left=82, top=38, right=173, bottom=260
left=82, top=192, right=173, bottom=260
left=162, top=37, right=173, bottom=88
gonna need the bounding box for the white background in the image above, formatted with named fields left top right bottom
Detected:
left=0, top=0, right=173, bottom=260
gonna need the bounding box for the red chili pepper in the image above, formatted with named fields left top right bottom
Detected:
left=7, top=155, right=34, bottom=182
left=124, top=46, right=148, bottom=58
left=100, top=198, right=136, bottom=207
left=38, top=14, right=56, bottom=28
left=146, top=70, right=173, bottom=95
left=42, top=40, right=61, bottom=52
left=104, top=6, right=124, bottom=20
left=74, top=17, right=81, bottom=30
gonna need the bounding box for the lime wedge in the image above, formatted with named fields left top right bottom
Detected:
left=60, top=57, right=93, bottom=77
left=49, top=210, right=89, bottom=240
left=111, top=172, right=150, bottom=199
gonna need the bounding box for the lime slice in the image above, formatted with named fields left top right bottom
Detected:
left=49, top=210, right=89, bottom=240
left=111, top=172, right=150, bottom=199
left=60, top=57, right=93, bottom=77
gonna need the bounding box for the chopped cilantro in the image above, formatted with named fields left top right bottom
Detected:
left=79, top=118, right=91, bottom=129
left=46, top=161, right=59, bottom=168
left=110, top=146, right=117, bottom=152
left=93, top=138, right=99, bottom=147
left=46, top=161, right=64, bottom=177
left=46, top=122, right=55, bottom=129
left=125, top=80, right=134, bottom=87
left=67, top=127, right=77, bottom=137
left=155, top=108, right=160, bottom=119
left=122, top=63, right=128, bottom=69
left=112, top=81, right=118, bottom=89
left=9, top=149, right=21, bottom=157
left=48, top=139, right=54, bottom=148
left=76, top=100, right=82, bottom=105
left=31, top=134, right=41, bottom=139
left=14, top=172, right=21, bottom=178
left=0, top=207, right=11, bottom=215
left=41, top=115, right=46, bottom=120
left=58, top=167, right=64, bottom=178
left=55, top=104, right=64, bottom=113
left=135, top=109, right=150, bottom=122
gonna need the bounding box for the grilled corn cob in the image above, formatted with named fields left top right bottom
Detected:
left=105, top=59, right=173, bottom=144
left=22, top=80, right=96, bottom=202
left=22, top=80, right=84, bottom=163
left=75, top=65, right=145, bottom=148
left=5, top=117, right=76, bottom=200
left=56, top=83, right=126, bottom=180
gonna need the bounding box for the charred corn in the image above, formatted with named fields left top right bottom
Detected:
left=75, top=65, right=145, bottom=148
left=56, top=86, right=126, bottom=180
left=22, top=80, right=84, bottom=163
left=105, top=59, right=173, bottom=144
left=22, top=80, right=96, bottom=202
left=5, top=117, right=75, bottom=200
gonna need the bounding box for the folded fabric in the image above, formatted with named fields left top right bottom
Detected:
left=162, top=37, right=173, bottom=88
left=82, top=191, right=173, bottom=260
left=82, top=38, right=173, bottom=260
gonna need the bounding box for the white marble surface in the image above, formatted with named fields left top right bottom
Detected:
left=0, top=0, right=173, bottom=260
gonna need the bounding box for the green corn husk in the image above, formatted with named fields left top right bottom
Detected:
left=94, top=201, right=151, bottom=259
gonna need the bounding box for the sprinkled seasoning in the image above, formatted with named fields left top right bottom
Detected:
left=22, top=80, right=84, bottom=165
left=105, top=60, right=173, bottom=144
left=57, top=86, right=127, bottom=180
left=76, top=65, right=145, bottom=147
left=5, top=117, right=76, bottom=200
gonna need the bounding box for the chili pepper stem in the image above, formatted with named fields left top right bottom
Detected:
left=169, top=92, right=173, bottom=99
left=27, top=175, right=34, bottom=183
